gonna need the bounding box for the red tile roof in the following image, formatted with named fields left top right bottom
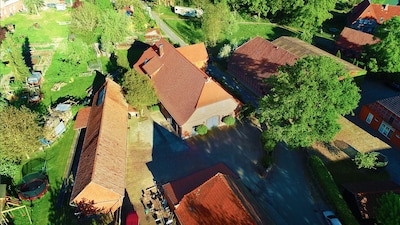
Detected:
left=343, top=181, right=400, bottom=219
left=174, top=173, right=266, bottom=225
left=377, top=95, right=400, bottom=117
left=177, top=42, right=208, bottom=65
left=70, top=78, right=128, bottom=212
left=74, top=107, right=91, bottom=130
left=336, top=27, right=380, bottom=54
left=162, top=163, right=238, bottom=206
left=134, top=39, right=237, bottom=126
left=229, top=36, right=297, bottom=80
left=349, top=0, right=400, bottom=24
left=228, top=36, right=297, bottom=95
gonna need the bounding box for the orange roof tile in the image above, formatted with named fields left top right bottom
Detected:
left=74, top=107, right=91, bottom=130
left=134, top=39, right=238, bottom=126
left=70, top=78, right=128, bottom=212
left=174, top=173, right=266, bottom=225
left=177, top=42, right=208, bottom=65
left=349, top=0, right=400, bottom=24
left=196, top=78, right=236, bottom=108
left=162, top=163, right=238, bottom=206
left=336, top=27, right=380, bottom=53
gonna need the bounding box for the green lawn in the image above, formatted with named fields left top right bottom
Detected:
left=2, top=9, right=70, bottom=44
left=11, top=124, right=79, bottom=225
left=326, top=159, right=391, bottom=186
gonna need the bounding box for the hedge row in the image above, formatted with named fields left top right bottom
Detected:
left=309, top=155, right=359, bottom=225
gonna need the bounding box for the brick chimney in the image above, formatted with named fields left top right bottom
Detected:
left=158, top=44, right=164, bottom=57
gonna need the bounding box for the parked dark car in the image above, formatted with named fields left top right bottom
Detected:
left=375, top=152, right=388, bottom=168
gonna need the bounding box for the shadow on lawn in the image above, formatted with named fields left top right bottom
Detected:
left=48, top=179, right=79, bottom=225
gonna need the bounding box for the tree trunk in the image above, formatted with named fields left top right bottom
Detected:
left=34, top=4, right=40, bottom=16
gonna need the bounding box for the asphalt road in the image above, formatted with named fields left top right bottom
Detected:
left=145, top=4, right=188, bottom=47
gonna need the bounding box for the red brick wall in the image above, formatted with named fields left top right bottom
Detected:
left=1, top=1, right=25, bottom=20
left=359, top=105, right=400, bottom=149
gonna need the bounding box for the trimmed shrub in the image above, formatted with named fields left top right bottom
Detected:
left=195, top=124, right=208, bottom=135
left=148, top=104, right=160, bottom=112
left=223, top=115, right=236, bottom=126
left=309, top=155, right=359, bottom=225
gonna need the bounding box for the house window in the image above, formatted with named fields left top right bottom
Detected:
left=378, top=122, right=394, bottom=139
left=366, top=113, right=373, bottom=124
left=96, top=87, right=106, bottom=106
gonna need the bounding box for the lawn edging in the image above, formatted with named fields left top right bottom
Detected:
left=309, top=155, right=359, bottom=225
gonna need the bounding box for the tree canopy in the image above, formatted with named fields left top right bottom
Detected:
left=258, top=56, right=360, bottom=148
left=201, top=1, right=237, bottom=46
left=98, top=9, right=132, bottom=54
left=375, top=192, right=400, bottom=225
left=122, top=70, right=158, bottom=111
left=23, top=0, right=44, bottom=15
left=0, top=106, right=42, bottom=163
left=70, top=2, right=101, bottom=44
left=59, top=38, right=96, bottom=65
left=1, top=33, right=30, bottom=81
left=366, top=16, right=400, bottom=75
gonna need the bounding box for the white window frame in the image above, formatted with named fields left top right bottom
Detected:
left=366, top=113, right=373, bottom=124
left=378, top=122, right=394, bottom=139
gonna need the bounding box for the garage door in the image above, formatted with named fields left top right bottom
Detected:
left=206, top=116, right=220, bottom=128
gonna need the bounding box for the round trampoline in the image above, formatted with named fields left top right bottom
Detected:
left=18, top=172, right=49, bottom=201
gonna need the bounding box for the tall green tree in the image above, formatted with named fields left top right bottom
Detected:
left=70, top=2, right=101, bottom=44
left=201, top=1, right=237, bottom=46
left=289, top=0, right=335, bottom=41
left=240, top=0, right=269, bottom=18
left=0, top=106, right=42, bottom=163
left=59, top=38, right=96, bottom=65
left=23, top=0, right=44, bottom=15
left=122, top=70, right=158, bottom=113
left=375, top=192, right=400, bottom=225
left=258, top=56, right=360, bottom=148
left=2, top=34, right=30, bottom=81
left=366, top=16, right=400, bottom=74
left=98, top=9, right=131, bottom=54
left=94, top=0, right=113, bottom=11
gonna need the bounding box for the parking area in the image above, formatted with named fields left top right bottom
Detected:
left=124, top=111, right=269, bottom=224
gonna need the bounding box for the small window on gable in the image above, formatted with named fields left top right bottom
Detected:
left=366, top=113, right=373, bottom=124
left=97, top=87, right=106, bottom=106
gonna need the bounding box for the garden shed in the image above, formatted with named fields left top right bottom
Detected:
left=43, top=103, right=72, bottom=142
left=27, top=72, right=42, bottom=86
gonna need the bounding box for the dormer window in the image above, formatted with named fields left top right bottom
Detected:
left=380, top=17, right=384, bottom=23
left=144, top=58, right=149, bottom=64
left=97, top=87, right=106, bottom=106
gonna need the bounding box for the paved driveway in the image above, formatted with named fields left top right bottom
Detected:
left=349, top=76, right=400, bottom=184
left=144, top=113, right=328, bottom=225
